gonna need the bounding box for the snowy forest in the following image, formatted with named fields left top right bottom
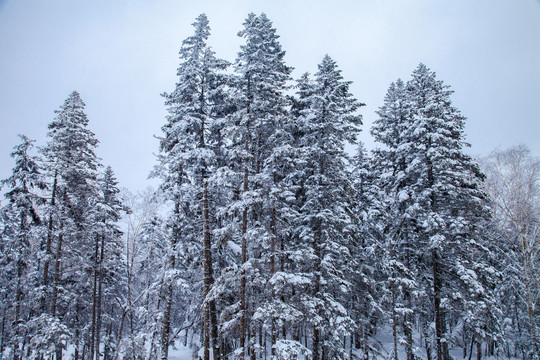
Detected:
left=0, top=12, right=539, bottom=360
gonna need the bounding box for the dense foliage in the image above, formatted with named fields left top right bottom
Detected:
left=0, top=13, right=538, bottom=360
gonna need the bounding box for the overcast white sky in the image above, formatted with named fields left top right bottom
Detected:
left=0, top=0, right=539, bottom=192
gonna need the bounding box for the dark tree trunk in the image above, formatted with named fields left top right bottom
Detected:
left=90, top=234, right=100, bottom=360
left=42, top=170, right=58, bottom=312
left=112, top=306, right=127, bottom=360
left=52, top=228, right=64, bottom=360
left=161, top=230, right=177, bottom=359
left=270, top=204, right=277, bottom=357
left=239, top=164, right=249, bottom=357
left=392, top=288, right=399, bottom=360
left=202, top=179, right=220, bottom=360
left=404, top=291, right=414, bottom=360
left=312, top=224, right=322, bottom=360
left=96, top=234, right=105, bottom=359
left=432, top=249, right=443, bottom=360
left=423, top=326, right=432, bottom=360
left=0, top=306, right=6, bottom=356
left=51, top=190, right=66, bottom=318
left=13, top=245, right=24, bottom=360
left=432, top=248, right=450, bottom=360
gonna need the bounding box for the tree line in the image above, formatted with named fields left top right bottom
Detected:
left=0, top=12, right=538, bottom=360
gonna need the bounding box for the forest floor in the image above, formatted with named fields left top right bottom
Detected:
left=167, top=328, right=516, bottom=360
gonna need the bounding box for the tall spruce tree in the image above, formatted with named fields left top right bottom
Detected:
left=155, top=13, right=229, bottom=359
left=0, top=135, right=45, bottom=360
left=404, top=64, right=499, bottom=360
left=371, top=78, right=418, bottom=360
left=223, top=12, right=293, bottom=358
left=350, top=142, right=386, bottom=359
left=41, top=90, right=102, bottom=359
left=292, top=55, right=363, bottom=359
left=89, top=166, right=128, bottom=360
left=372, top=66, right=501, bottom=360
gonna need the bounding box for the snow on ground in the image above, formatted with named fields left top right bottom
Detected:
left=169, top=344, right=195, bottom=360
left=161, top=330, right=519, bottom=360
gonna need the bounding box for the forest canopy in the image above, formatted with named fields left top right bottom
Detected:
left=0, top=13, right=539, bottom=360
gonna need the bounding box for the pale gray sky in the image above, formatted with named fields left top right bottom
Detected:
left=0, top=0, right=539, bottom=191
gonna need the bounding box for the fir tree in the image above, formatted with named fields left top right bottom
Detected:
left=89, top=166, right=128, bottom=360
left=224, top=12, right=293, bottom=357
left=371, top=78, right=418, bottom=360
left=350, top=142, right=386, bottom=359
left=404, top=64, right=499, bottom=360
left=0, top=135, right=45, bottom=360
left=155, top=13, right=229, bottom=359
left=41, top=90, right=102, bottom=359
left=292, top=55, right=362, bottom=359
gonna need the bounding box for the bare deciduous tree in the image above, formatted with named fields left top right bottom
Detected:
left=483, top=145, right=540, bottom=358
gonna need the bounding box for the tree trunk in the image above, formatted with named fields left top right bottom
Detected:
left=42, top=170, right=58, bottom=312
left=240, top=163, right=249, bottom=357
left=73, top=299, right=80, bottom=360
left=52, top=228, right=64, bottom=360
left=392, top=288, right=399, bottom=360
left=312, top=224, right=322, bottom=360
left=160, top=280, right=172, bottom=360
left=15, top=214, right=26, bottom=330
left=104, top=324, right=112, bottom=360
left=203, top=305, right=210, bottom=360
left=161, top=237, right=176, bottom=359
left=112, top=306, right=127, bottom=360
left=270, top=204, right=277, bottom=357
left=250, top=324, right=256, bottom=360
left=90, top=235, right=100, bottom=360
left=202, top=179, right=220, bottom=360
left=51, top=190, right=65, bottom=318
left=432, top=248, right=443, bottom=360
left=209, top=284, right=220, bottom=359
left=13, top=252, right=24, bottom=360
left=432, top=248, right=450, bottom=360
left=467, top=335, right=474, bottom=360
left=404, top=291, right=414, bottom=360
left=151, top=292, right=162, bottom=360
left=96, top=234, right=105, bottom=359
left=0, top=306, right=6, bottom=356
left=424, top=335, right=432, bottom=360
left=161, top=167, right=185, bottom=360
left=312, top=306, right=320, bottom=360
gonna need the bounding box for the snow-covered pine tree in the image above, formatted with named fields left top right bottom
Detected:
left=222, top=12, right=293, bottom=358
left=371, top=79, right=419, bottom=360
left=155, top=13, right=230, bottom=360
left=41, top=91, right=102, bottom=359
left=0, top=135, right=45, bottom=360
left=251, top=92, right=302, bottom=358
left=292, top=55, right=363, bottom=359
left=89, top=166, right=128, bottom=360
left=403, top=64, right=500, bottom=360
left=349, top=142, right=386, bottom=359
